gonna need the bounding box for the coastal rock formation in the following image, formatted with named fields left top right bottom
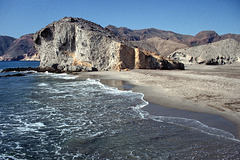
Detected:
left=34, top=17, right=184, bottom=72
left=0, top=34, right=39, bottom=61
left=0, top=73, right=26, bottom=78
left=169, top=39, right=240, bottom=65
left=1, top=23, right=240, bottom=62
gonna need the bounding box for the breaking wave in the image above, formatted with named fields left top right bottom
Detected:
left=0, top=72, right=239, bottom=159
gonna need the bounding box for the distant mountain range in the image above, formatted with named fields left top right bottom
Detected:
left=106, top=25, right=240, bottom=46
left=0, top=36, right=16, bottom=57
left=0, top=34, right=39, bottom=61
left=106, top=25, right=240, bottom=56
left=0, top=24, right=239, bottom=61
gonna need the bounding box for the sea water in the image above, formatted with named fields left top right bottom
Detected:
left=0, top=61, right=240, bottom=159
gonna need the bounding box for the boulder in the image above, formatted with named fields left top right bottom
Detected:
left=34, top=17, right=184, bottom=72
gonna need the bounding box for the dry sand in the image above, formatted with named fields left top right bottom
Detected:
left=75, top=63, right=240, bottom=138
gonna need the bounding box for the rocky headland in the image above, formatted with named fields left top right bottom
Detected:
left=33, top=17, right=184, bottom=72
left=1, top=17, right=240, bottom=138
left=1, top=18, right=240, bottom=65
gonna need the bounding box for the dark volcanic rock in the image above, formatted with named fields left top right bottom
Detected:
left=33, top=17, right=184, bottom=72
left=0, top=73, right=26, bottom=78
left=0, top=67, right=38, bottom=73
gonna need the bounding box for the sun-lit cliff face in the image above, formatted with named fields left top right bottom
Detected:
left=33, top=17, right=184, bottom=72
left=169, top=39, right=240, bottom=65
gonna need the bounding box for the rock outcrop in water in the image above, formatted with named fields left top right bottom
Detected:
left=33, top=17, right=184, bottom=72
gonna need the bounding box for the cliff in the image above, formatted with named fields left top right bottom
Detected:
left=168, top=39, right=240, bottom=65
left=1, top=23, right=239, bottom=62
left=33, top=17, right=184, bottom=72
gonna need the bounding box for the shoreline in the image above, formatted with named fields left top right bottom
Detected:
left=74, top=64, right=240, bottom=139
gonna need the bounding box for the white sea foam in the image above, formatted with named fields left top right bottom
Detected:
left=89, top=131, right=105, bottom=138
left=148, top=114, right=238, bottom=141
left=2, top=73, right=240, bottom=159
left=0, top=155, right=20, bottom=160
left=46, top=73, right=78, bottom=80
left=15, top=142, right=23, bottom=149
left=17, top=126, right=37, bottom=132
left=20, top=70, right=37, bottom=74
left=88, top=78, right=239, bottom=141
left=85, top=79, right=239, bottom=141
left=61, top=76, right=78, bottom=80
left=28, top=122, right=45, bottom=127
left=38, top=83, right=48, bottom=87
left=17, top=122, right=45, bottom=133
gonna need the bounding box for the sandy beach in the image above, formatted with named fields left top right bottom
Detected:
left=75, top=63, right=240, bottom=139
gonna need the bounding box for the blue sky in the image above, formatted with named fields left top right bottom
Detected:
left=0, top=0, right=239, bottom=38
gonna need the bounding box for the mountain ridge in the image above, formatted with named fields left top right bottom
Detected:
left=0, top=19, right=240, bottom=62
left=0, top=34, right=39, bottom=61
left=106, top=25, right=240, bottom=46
left=106, top=25, right=193, bottom=45
left=0, top=35, right=16, bottom=56
left=33, top=17, right=184, bottom=72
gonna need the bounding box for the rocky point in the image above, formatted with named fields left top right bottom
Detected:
left=33, top=17, right=184, bottom=72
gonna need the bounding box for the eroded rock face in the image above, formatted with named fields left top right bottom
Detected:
left=34, top=17, right=184, bottom=72
left=169, top=39, right=240, bottom=65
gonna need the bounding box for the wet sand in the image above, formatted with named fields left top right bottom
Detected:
left=74, top=63, right=240, bottom=139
